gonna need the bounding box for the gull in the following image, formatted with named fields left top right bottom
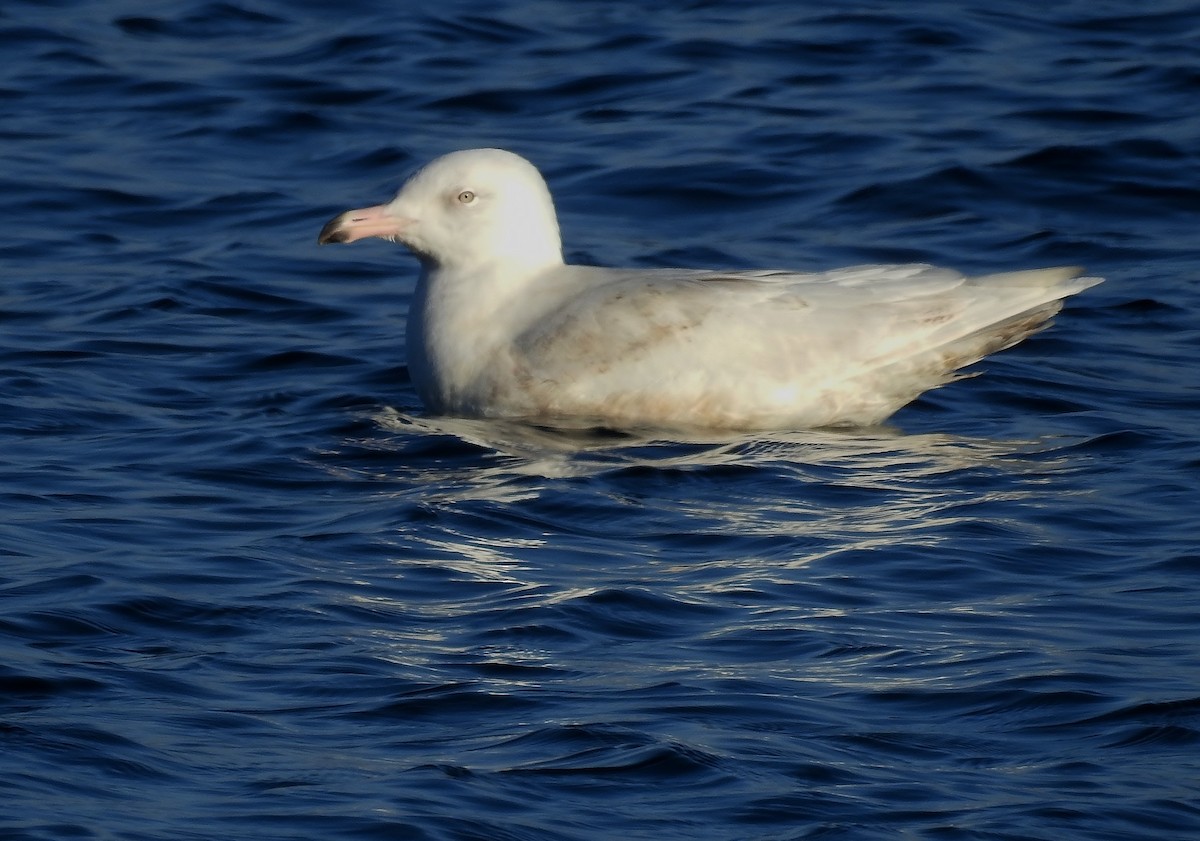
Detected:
left=319, top=148, right=1101, bottom=430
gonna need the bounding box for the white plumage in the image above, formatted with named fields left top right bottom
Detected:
left=319, top=148, right=1101, bottom=430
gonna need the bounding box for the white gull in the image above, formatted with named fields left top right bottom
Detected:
left=318, top=148, right=1102, bottom=431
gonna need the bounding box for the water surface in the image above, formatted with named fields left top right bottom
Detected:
left=2, top=2, right=1199, bottom=839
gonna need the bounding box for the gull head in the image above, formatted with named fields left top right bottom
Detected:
left=318, top=148, right=563, bottom=276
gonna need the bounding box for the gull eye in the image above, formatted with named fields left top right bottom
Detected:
left=457, top=190, right=476, bottom=204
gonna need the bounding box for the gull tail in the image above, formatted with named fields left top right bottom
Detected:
left=936, top=266, right=1103, bottom=375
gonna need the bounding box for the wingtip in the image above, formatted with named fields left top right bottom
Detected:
left=978, top=266, right=1104, bottom=292
left=1053, top=266, right=1106, bottom=291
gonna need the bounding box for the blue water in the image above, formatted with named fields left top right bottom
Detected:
left=2, top=1, right=1199, bottom=839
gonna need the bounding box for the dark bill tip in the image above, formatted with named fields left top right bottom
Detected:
left=317, top=216, right=349, bottom=245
